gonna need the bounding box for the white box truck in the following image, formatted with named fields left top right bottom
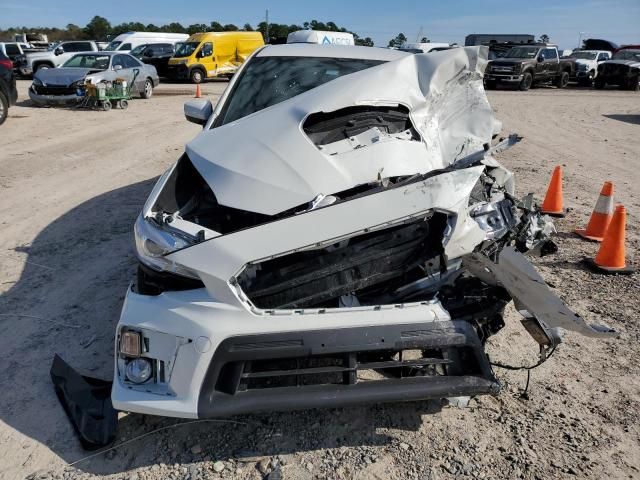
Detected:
left=287, top=30, right=355, bottom=46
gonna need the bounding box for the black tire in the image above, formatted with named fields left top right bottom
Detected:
left=140, top=78, right=153, bottom=99
left=120, top=99, right=129, bottom=109
left=35, top=63, right=52, bottom=72
left=0, top=91, right=8, bottom=126
left=190, top=69, right=204, bottom=84
left=485, top=81, right=497, bottom=90
left=556, top=71, right=570, bottom=88
left=519, top=72, right=533, bottom=91
left=594, top=79, right=605, bottom=89
left=102, top=100, right=112, bottom=112
left=628, top=76, right=640, bottom=92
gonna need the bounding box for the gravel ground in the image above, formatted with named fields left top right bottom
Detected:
left=0, top=80, right=638, bottom=480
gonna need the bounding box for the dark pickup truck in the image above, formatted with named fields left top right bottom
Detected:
left=484, top=44, right=574, bottom=91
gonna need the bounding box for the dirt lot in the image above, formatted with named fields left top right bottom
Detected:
left=0, top=79, right=638, bottom=480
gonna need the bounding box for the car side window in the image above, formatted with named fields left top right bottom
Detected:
left=6, top=44, right=20, bottom=55
left=113, top=54, right=127, bottom=69
left=543, top=48, right=558, bottom=60
left=598, top=53, right=609, bottom=61
left=120, top=43, right=132, bottom=51
left=123, top=55, right=142, bottom=68
left=201, top=42, right=213, bottom=57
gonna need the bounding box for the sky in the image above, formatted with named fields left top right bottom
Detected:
left=1, top=0, right=639, bottom=49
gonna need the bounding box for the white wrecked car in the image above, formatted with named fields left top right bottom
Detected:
left=51, top=44, right=616, bottom=448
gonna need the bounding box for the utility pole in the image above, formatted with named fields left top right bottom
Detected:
left=265, top=9, right=270, bottom=43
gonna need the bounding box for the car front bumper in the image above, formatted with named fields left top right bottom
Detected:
left=111, top=285, right=499, bottom=419
left=485, top=73, right=523, bottom=83
left=29, top=87, right=81, bottom=106
left=166, top=65, right=190, bottom=80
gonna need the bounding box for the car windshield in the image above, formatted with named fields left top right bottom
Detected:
left=174, top=42, right=200, bottom=58
left=504, top=47, right=539, bottom=58
left=571, top=51, right=597, bottom=60
left=104, top=41, right=121, bottom=51
left=613, top=50, right=640, bottom=61
left=62, top=54, right=110, bottom=70
left=130, top=44, right=148, bottom=57
left=217, top=56, right=385, bottom=126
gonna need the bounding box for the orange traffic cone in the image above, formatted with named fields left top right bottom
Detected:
left=194, top=84, right=202, bottom=99
left=575, top=181, right=614, bottom=241
left=584, top=205, right=634, bottom=274
left=541, top=166, right=565, bottom=217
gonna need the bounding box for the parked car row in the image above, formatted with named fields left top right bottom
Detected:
left=10, top=31, right=265, bottom=85
left=484, top=42, right=639, bottom=91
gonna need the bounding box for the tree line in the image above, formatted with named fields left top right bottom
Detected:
left=0, top=16, right=374, bottom=46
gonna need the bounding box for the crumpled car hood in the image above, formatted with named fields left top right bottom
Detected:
left=186, top=47, right=498, bottom=215
left=34, top=68, right=93, bottom=86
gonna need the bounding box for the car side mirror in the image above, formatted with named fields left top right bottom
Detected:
left=113, top=64, right=123, bottom=71
left=54, top=47, right=63, bottom=56
left=537, top=56, right=544, bottom=62
left=184, top=98, right=214, bottom=126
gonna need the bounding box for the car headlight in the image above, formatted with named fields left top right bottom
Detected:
left=173, top=58, right=188, bottom=65
left=134, top=214, right=199, bottom=279
left=32, top=77, right=43, bottom=86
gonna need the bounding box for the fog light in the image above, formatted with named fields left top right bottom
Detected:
left=120, top=331, right=141, bottom=357
left=125, top=358, right=152, bottom=384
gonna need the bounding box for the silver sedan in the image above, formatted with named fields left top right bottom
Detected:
left=29, top=52, right=159, bottom=106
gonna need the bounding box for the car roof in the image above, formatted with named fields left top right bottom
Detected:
left=256, top=44, right=411, bottom=61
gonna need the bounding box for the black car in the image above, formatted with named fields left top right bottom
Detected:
left=595, top=49, right=640, bottom=90
left=0, top=52, right=18, bottom=125
left=130, top=43, right=176, bottom=77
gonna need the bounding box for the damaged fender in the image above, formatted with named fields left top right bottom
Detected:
left=465, top=247, right=618, bottom=344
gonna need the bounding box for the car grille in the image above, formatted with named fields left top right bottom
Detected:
left=33, top=84, right=75, bottom=96
left=602, top=64, right=628, bottom=75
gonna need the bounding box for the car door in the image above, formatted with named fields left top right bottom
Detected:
left=543, top=48, right=559, bottom=76
left=213, top=37, right=236, bottom=75
left=534, top=49, right=547, bottom=78
left=4, top=43, right=21, bottom=62
left=122, top=54, right=146, bottom=91
left=197, top=42, right=215, bottom=78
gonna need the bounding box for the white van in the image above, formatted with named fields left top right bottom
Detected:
left=287, top=30, right=355, bottom=46
left=105, top=32, right=189, bottom=52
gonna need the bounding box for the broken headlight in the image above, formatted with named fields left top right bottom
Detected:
left=470, top=198, right=517, bottom=240
left=134, top=214, right=199, bottom=279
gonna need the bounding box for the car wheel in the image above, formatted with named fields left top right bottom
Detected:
left=120, top=99, right=129, bottom=109
left=36, top=64, right=51, bottom=72
left=190, top=69, right=204, bottom=84
left=519, top=72, right=532, bottom=91
left=556, top=71, right=569, bottom=88
left=141, top=79, right=153, bottom=99
left=102, top=100, right=112, bottom=112
left=0, top=91, right=8, bottom=126
left=629, top=76, right=640, bottom=92
left=594, top=79, right=605, bottom=89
